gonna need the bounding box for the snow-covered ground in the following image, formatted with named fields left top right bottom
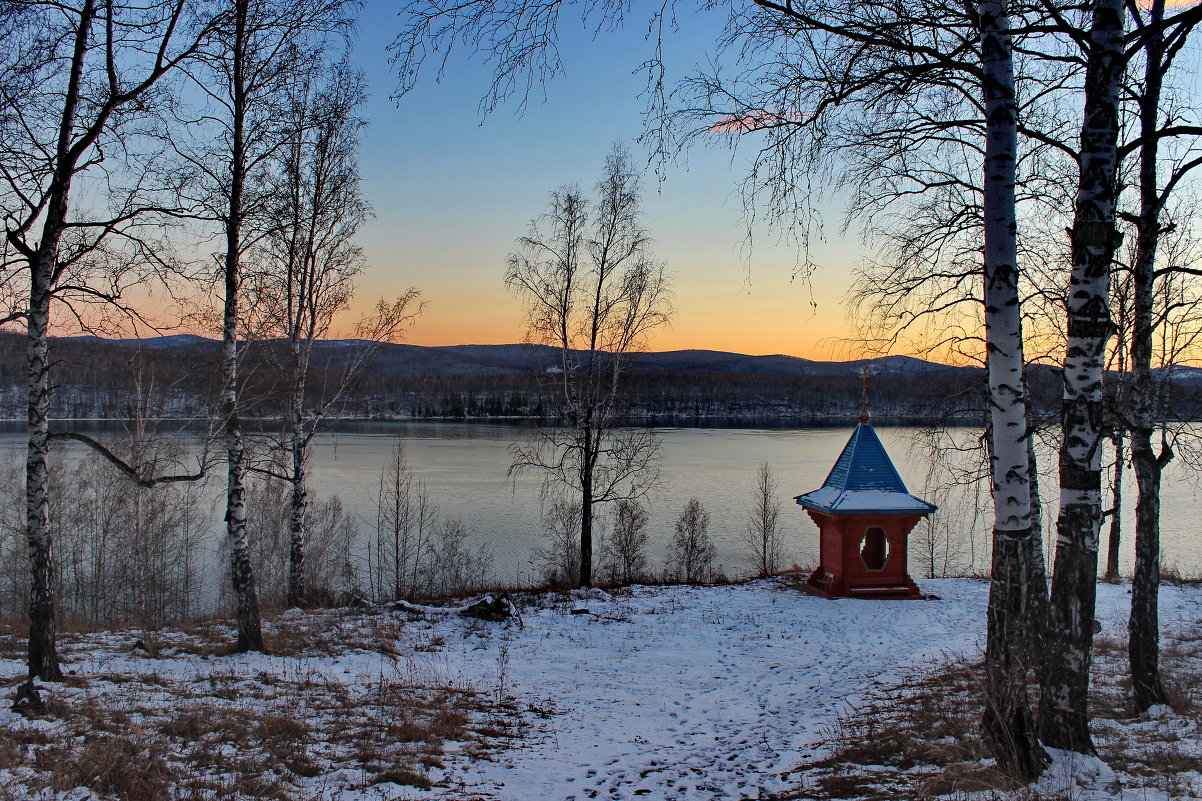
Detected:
left=3, top=578, right=1201, bottom=800
left=433, top=579, right=986, bottom=800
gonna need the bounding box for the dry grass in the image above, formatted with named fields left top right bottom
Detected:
left=773, top=658, right=1004, bottom=800
left=1159, top=564, right=1202, bottom=584
left=774, top=619, right=1202, bottom=801
left=1, top=608, right=530, bottom=801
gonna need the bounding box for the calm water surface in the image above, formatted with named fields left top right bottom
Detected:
left=5, top=422, right=1200, bottom=583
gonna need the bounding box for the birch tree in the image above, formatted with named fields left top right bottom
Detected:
left=265, top=61, right=365, bottom=607
left=1121, top=0, right=1202, bottom=714
left=0, top=0, right=218, bottom=680
left=181, top=0, right=356, bottom=650
left=1037, top=0, right=1126, bottom=754
left=507, top=146, right=671, bottom=587
left=742, top=461, right=782, bottom=578
left=254, top=59, right=422, bottom=607
left=977, top=0, right=1047, bottom=777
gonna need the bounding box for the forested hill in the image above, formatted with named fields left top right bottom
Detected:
left=0, top=332, right=1178, bottom=423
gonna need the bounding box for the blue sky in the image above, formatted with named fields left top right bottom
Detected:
left=347, top=0, right=864, bottom=358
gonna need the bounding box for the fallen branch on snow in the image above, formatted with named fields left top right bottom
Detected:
left=387, top=594, right=522, bottom=626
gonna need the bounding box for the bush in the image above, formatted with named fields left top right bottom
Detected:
left=532, top=498, right=581, bottom=589
left=426, top=518, right=493, bottom=597
left=666, top=498, right=715, bottom=584
left=741, top=462, right=783, bottom=578
left=602, top=499, right=649, bottom=585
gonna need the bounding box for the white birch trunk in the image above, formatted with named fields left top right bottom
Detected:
left=1039, top=0, right=1125, bottom=754
left=23, top=0, right=99, bottom=681
left=978, top=0, right=1046, bottom=778
left=287, top=338, right=309, bottom=607
left=223, top=0, right=263, bottom=652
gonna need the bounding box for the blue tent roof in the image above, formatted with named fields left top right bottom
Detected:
left=795, top=424, right=937, bottom=515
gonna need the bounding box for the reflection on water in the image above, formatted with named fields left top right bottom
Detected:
left=1, top=421, right=1198, bottom=588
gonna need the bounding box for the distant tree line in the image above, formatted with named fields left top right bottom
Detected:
left=12, top=331, right=1201, bottom=424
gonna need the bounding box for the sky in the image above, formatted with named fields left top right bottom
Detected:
left=347, top=0, right=868, bottom=360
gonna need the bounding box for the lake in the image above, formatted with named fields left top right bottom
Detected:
left=3, top=421, right=1199, bottom=592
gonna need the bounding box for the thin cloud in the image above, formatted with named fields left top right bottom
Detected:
left=707, top=111, right=784, bottom=134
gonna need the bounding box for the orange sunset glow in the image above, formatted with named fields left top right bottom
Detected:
left=347, top=255, right=859, bottom=361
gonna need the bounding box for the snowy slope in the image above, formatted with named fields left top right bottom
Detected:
left=3, top=578, right=1200, bottom=800
left=407, top=579, right=1201, bottom=800
left=426, top=579, right=984, bottom=800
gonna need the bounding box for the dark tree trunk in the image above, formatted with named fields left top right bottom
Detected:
left=580, top=467, right=593, bottom=588
left=1039, top=0, right=1125, bottom=755
left=287, top=341, right=308, bottom=607
left=1129, top=439, right=1167, bottom=709
left=223, top=0, right=263, bottom=652
left=287, top=422, right=308, bottom=607
left=26, top=279, right=61, bottom=682
left=1104, top=432, right=1124, bottom=580
left=984, top=537, right=1045, bottom=776
left=1127, top=0, right=1169, bottom=713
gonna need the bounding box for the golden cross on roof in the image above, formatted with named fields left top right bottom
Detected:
left=859, top=365, right=871, bottom=425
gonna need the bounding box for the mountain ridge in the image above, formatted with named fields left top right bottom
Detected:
left=67, top=335, right=973, bottom=378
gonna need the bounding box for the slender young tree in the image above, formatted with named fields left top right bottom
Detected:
left=1122, top=0, right=1202, bottom=712
left=182, top=0, right=356, bottom=649
left=507, top=146, right=671, bottom=587
left=668, top=497, right=715, bottom=584
left=0, top=0, right=218, bottom=680
left=603, top=498, right=650, bottom=585
left=273, top=61, right=362, bottom=607
left=742, top=461, right=783, bottom=578
left=256, top=59, right=421, bottom=606
left=371, top=440, right=437, bottom=600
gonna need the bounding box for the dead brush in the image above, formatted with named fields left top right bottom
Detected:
left=781, top=659, right=1028, bottom=799
left=0, top=634, right=23, bottom=660
left=0, top=736, right=22, bottom=773
left=262, top=618, right=325, bottom=657
left=254, top=711, right=318, bottom=776
left=783, top=624, right=1202, bottom=801
left=157, top=707, right=227, bottom=740
left=374, top=768, right=433, bottom=790
left=0, top=609, right=529, bottom=799
left=169, top=620, right=237, bottom=657
left=40, top=734, right=176, bottom=799
left=1161, top=675, right=1198, bottom=715
left=792, top=660, right=997, bottom=799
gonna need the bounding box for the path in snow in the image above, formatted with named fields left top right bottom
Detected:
left=431, top=579, right=978, bottom=800
left=393, top=578, right=1201, bottom=801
